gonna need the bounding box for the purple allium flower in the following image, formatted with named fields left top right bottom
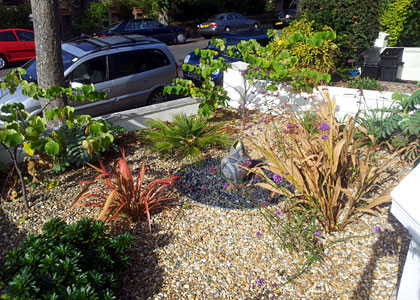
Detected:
left=245, top=133, right=248, bottom=137
left=374, top=225, right=381, bottom=233
left=223, top=182, right=230, bottom=190
left=314, top=231, right=321, bottom=237
left=254, top=173, right=259, bottom=179
left=261, top=89, right=267, bottom=94
left=286, top=123, right=294, bottom=129
left=256, top=276, right=264, bottom=286
left=285, top=171, right=290, bottom=175
left=318, top=122, right=331, bottom=132
left=295, top=124, right=299, bottom=129
left=380, top=83, right=388, bottom=90
left=246, top=123, right=253, bottom=129
left=241, top=68, right=248, bottom=75
left=251, top=132, right=254, bottom=135
left=321, top=134, right=329, bottom=140
left=396, top=135, right=405, bottom=140
left=273, top=173, right=284, bottom=184
left=263, top=118, right=268, bottom=123
left=246, top=158, right=252, bottom=166
left=290, top=183, right=295, bottom=188
left=276, top=209, right=282, bottom=216
left=252, top=66, right=260, bottom=71
left=256, top=231, right=262, bottom=238
left=271, top=283, right=278, bottom=289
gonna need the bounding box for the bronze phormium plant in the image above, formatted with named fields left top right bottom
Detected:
left=249, top=90, right=401, bottom=233
left=66, top=150, right=179, bottom=231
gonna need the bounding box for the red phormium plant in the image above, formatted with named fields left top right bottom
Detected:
left=66, top=150, right=179, bottom=231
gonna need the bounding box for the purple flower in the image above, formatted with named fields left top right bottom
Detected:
left=321, top=134, right=329, bottom=140
left=251, top=132, right=254, bottom=135
left=246, top=123, right=253, bottom=129
left=285, top=171, right=290, bottom=175
left=223, top=182, right=230, bottom=190
left=270, top=283, right=278, bottom=289
left=380, top=83, right=388, bottom=90
left=314, top=231, right=321, bottom=237
left=290, top=183, right=295, bottom=189
left=263, top=118, right=268, bottom=123
left=252, top=66, right=260, bottom=71
left=201, top=184, right=206, bottom=190
left=246, top=158, right=252, bottom=166
left=318, top=122, right=331, bottom=132
left=276, top=209, right=283, bottom=216
left=273, top=173, right=284, bottom=184
left=295, top=124, right=299, bottom=129
left=241, top=68, right=248, bottom=75
left=396, top=135, right=405, bottom=140
left=261, top=201, right=268, bottom=206
left=374, top=225, right=381, bottom=233
left=256, top=231, right=262, bottom=238
left=261, top=89, right=267, bottom=94
left=257, top=276, right=264, bottom=286
left=384, top=228, right=389, bottom=233
left=286, top=123, right=294, bottom=129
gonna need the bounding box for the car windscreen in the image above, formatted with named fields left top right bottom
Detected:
left=22, top=50, right=78, bottom=83
left=206, top=15, right=222, bottom=22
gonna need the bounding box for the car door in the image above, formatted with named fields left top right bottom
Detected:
left=233, top=13, right=248, bottom=30
left=225, top=14, right=237, bottom=31
left=109, top=47, right=173, bottom=110
left=144, top=20, right=173, bottom=43
left=0, top=30, right=20, bottom=62
left=67, top=55, right=115, bottom=116
left=15, top=30, right=35, bottom=60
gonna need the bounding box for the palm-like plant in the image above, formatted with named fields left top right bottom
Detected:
left=142, top=113, right=232, bottom=157
left=66, top=150, right=179, bottom=231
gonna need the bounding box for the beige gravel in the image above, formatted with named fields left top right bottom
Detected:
left=0, top=107, right=414, bottom=299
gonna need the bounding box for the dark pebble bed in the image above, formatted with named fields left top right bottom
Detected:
left=175, top=157, right=284, bottom=209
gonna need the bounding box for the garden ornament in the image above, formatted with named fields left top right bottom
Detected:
left=221, top=140, right=251, bottom=184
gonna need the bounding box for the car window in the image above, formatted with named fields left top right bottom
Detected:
left=216, top=15, right=224, bottom=21
left=145, top=20, right=160, bottom=28
left=0, top=31, right=17, bottom=42
left=126, top=20, right=145, bottom=30
left=16, top=30, right=34, bottom=42
left=226, top=14, right=235, bottom=21
left=234, top=13, right=245, bottom=20
left=110, top=49, right=147, bottom=79
left=70, top=56, right=107, bottom=85
left=145, top=49, right=170, bottom=69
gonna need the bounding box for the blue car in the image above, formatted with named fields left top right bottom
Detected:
left=183, top=30, right=269, bottom=85
left=197, top=13, right=260, bottom=39
left=98, top=18, right=190, bottom=44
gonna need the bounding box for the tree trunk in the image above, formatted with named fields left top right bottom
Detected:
left=30, top=0, right=66, bottom=128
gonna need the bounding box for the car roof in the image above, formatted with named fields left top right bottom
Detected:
left=63, top=34, right=163, bottom=57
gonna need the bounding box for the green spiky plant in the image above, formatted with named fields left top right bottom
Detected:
left=141, top=113, right=233, bottom=158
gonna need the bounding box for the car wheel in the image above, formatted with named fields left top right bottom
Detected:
left=176, top=31, right=186, bottom=44
left=148, top=88, right=167, bottom=105
left=0, top=55, right=7, bottom=70
left=224, top=26, right=231, bottom=32
left=253, top=23, right=259, bottom=30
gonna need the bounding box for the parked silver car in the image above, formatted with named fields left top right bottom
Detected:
left=0, top=34, right=178, bottom=117
left=197, top=13, right=260, bottom=39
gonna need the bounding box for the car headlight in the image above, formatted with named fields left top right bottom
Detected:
left=184, top=54, right=191, bottom=64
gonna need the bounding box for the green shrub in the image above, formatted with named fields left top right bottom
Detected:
left=346, top=76, right=383, bottom=91
left=142, top=113, right=233, bottom=157
left=271, top=19, right=340, bottom=74
left=398, top=0, right=420, bottom=46
left=301, top=0, right=384, bottom=66
left=0, top=3, right=32, bottom=30
left=1, top=218, right=133, bottom=299
left=380, top=0, right=416, bottom=46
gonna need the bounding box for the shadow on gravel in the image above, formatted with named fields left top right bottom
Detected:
left=0, top=207, right=26, bottom=281
left=175, top=156, right=284, bottom=209
left=350, top=213, right=411, bottom=299
left=116, top=222, right=173, bottom=300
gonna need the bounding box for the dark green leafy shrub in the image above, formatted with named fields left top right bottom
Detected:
left=1, top=218, right=133, bottom=300
left=50, top=120, right=125, bottom=172
left=301, top=0, right=384, bottom=65
left=142, top=113, right=233, bottom=157
left=346, top=77, right=383, bottom=91
left=398, top=0, right=420, bottom=46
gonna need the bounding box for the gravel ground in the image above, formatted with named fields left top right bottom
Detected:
left=0, top=95, right=415, bottom=299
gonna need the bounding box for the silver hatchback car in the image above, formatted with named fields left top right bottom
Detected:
left=0, top=35, right=178, bottom=117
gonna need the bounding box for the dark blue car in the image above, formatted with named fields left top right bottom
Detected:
left=183, top=30, right=269, bottom=85
left=99, top=18, right=190, bottom=44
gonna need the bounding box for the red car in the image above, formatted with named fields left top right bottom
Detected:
left=0, top=28, right=35, bottom=69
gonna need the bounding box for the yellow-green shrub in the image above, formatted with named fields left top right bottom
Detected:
left=380, top=0, right=417, bottom=46
left=270, top=19, right=340, bottom=74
